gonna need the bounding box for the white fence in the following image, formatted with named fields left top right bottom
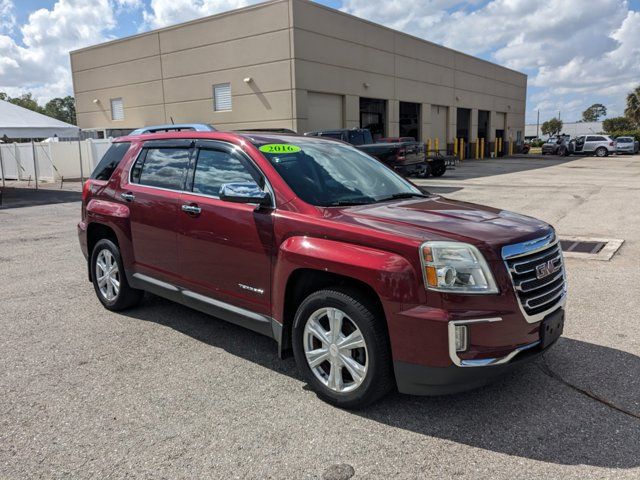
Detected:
left=0, top=139, right=112, bottom=182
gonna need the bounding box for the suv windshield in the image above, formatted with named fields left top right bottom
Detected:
left=258, top=139, right=423, bottom=206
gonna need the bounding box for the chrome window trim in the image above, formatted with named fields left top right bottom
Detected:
left=501, top=233, right=567, bottom=324
left=126, top=144, right=192, bottom=194
left=125, top=140, right=276, bottom=209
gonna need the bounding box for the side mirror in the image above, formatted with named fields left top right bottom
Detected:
left=219, top=182, right=272, bottom=207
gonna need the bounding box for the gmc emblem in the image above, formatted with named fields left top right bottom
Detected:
left=535, top=259, right=561, bottom=280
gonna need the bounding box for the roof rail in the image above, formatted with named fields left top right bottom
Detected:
left=130, top=123, right=216, bottom=135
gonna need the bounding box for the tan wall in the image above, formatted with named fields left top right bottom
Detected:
left=71, top=0, right=294, bottom=131
left=71, top=0, right=526, bottom=140
left=290, top=0, right=526, bottom=138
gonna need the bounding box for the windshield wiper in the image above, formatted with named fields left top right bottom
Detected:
left=376, top=192, right=428, bottom=203
left=327, top=200, right=374, bottom=206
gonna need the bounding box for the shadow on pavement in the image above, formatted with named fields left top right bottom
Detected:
left=438, top=155, right=578, bottom=182
left=124, top=295, right=640, bottom=469
left=0, top=186, right=81, bottom=209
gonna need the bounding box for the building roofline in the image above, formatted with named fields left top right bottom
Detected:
left=292, top=0, right=526, bottom=79
left=70, top=0, right=526, bottom=79
left=70, top=0, right=288, bottom=55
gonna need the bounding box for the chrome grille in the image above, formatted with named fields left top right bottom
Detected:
left=503, top=236, right=566, bottom=321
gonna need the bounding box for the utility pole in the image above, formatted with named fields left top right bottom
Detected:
left=536, top=110, right=540, bottom=138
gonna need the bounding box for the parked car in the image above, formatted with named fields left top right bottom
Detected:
left=615, top=136, right=639, bottom=154
left=378, top=137, right=417, bottom=143
left=79, top=131, right=566, bottom=408
left=569, top=135, right=616, bottom=157
left=305, top=128, right=446, bottom=177
left=541, top=136, right=571, bottom=156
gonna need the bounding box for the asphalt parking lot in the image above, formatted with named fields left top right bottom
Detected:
left=1, top=153, right=639, bottom=479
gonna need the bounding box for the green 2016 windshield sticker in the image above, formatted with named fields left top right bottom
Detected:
left=259, top=144, right=301, bottom=154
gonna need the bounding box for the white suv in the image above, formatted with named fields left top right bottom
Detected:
left=571, top=135, right=616, bottom=157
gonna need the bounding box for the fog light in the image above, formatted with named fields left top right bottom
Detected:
left=454, top=325, right=468, bottom=352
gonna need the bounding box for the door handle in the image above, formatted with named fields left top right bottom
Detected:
left=181, top=204, right=202, bottom=215
left=120, top=192, right=135, bottom=202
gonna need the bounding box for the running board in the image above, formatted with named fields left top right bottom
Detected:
left=130, top=272, right=280, bottom=341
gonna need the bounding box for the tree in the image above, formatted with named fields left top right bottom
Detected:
left=625, top=85, right=640, bottom=127
left=0, top=91, right=77, bottom=125
left=44, top=96, right=77, bottom=125
left=603, top=116, right=634, bottom=133
left=581, top=103, right=607, bottom=122
left=7, top=93, right=43, bottom=114
left=541, top=118, right=563, bottom=136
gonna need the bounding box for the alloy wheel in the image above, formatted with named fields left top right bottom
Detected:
left=95, top=249, right=120, bottom=301
left=303, top=307, right=368, bottom=393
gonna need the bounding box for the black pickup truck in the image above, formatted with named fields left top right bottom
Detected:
left=304, top=129, right=446, bottom=177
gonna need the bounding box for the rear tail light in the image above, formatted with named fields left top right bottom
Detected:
left=396, top=147, right=407, bottom=161
left=82, top=180, right=92, bottom=202
left=609, top=142, right=614, bottom=147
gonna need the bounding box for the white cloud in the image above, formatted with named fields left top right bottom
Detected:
left=0, top=0, right=128, bottom=103
left=341, top=0, right=639, bottom=121
left=142, top=0, right=260, bottom=29
left=0, top=0, right=15, bottom=34
left=1, top=0, right=638, bottom=122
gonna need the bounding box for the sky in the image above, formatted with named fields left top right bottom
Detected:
left=0, top=0, right=639, bottom=124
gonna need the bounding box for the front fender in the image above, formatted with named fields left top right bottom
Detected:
left=272, top=236, right=419, bottom=324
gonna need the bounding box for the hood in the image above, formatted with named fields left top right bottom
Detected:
left=324, top=196, right=553, bottom=251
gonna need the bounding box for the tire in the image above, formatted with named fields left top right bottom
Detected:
left=595, top=147, right=608, bottom=157
left=431, top=163, right=446, bottom=177
left=90, top=238, right=143, bottom=311
left=292, top=287, right=394, bottom=409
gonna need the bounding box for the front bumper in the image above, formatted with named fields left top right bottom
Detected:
left=394, top=308, right=564, bottom=395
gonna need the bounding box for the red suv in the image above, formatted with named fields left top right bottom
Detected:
left=78, top=131, right=566, bottom=408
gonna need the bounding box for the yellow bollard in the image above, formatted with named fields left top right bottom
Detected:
left=426, top=138, right=431, bottom=155
left=453, top=137, right=458, bottom=156
left=480, top=138, right=485, bottom=159
left=434, top=137, right=439, bottom=155
left=474, top=140, right=479, bottom=159
left=494, top=138, right=498, bottom=157
left=460, top=138, right=465, bottom=161
left=498, top=137, right=503, bottom=156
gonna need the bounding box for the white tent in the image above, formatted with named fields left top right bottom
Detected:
left=0, top=99, right=80, bottom=139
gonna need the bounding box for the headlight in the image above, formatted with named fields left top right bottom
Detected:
left=420, top=241, right=498, bottom=294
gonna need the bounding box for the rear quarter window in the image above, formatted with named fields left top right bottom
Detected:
left=90, top=142, right=131, bottom=180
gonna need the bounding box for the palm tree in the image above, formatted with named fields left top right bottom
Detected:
left=625, top=85, right=640, bottom=127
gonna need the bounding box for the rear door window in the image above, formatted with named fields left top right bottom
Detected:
left=90, top=142, right=131, bottom=180
left=191, top=148, right=258, bottom=197
left=131, top=147, right=191, bottom=190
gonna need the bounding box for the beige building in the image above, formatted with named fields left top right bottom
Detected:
left=70, top=0, right=527, bottom=154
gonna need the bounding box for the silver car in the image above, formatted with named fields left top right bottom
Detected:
left=615, top=136, right=639, bottom=154
left=571, top=135, right=616, bottom=157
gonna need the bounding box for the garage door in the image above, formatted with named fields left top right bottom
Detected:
left=307, top=92, right=343, bottom=132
